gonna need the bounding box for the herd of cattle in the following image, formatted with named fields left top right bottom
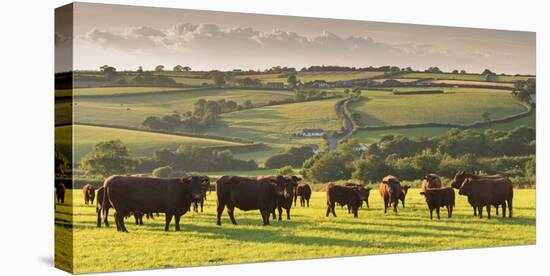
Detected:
left=54, top=170, right=514, bottom=233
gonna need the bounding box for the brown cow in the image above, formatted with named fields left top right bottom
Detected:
left=326, top=183, right=364, bottom=218
left=450, top=170, right=509, bottom=216
left=273, top=176, right=300, bottom=220
left=458, top=177, right=513, bottom=219
left=296, top=183, right=312, bottom=207
left=55, top=182, right=66, bottom=204
left=216, top=176, right=282, bottom=226
left=83, top=184, right=96, bottom=205
left=344, top=183, right=371, bottom=210
left=101, top=175, right=204, bottom=232
left=399, top=185, right=411, bottom=208
left=379, top=175, right=403, bottom=213
left=420, top=187, right=455, bottom=219
left=421, top=174, right=442, bottom=192
left=192, top=176, right=211, bottom=213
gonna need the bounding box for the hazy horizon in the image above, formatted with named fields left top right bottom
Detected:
left=56, top=2, right=536, bottom=74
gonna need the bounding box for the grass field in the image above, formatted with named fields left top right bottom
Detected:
left=397, top=72, right=488, bottom=81
left=351, top=112, right=535, bottom=144
left=56, top=87, right=193, bottom=97
left=73, top=88, right=295, bottom=127
left=205, top=98, right=343, bottom=147
left=429, top=80, right=514, bottom=88
left=55, top=125, right=244, bottom=161
left=348, top=90, right=527, bottom=127
left=242, top=71, right=384, bottom=84
left=55, top=188, right=536, bottom=274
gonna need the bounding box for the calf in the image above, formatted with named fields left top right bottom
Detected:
left=379, top=175, right=403, bottom=213
left=216, top=176, right=281, bottom=226
left=420, top=187, right=455, bottom=220
left=192, top=176, right=211, bottom=213
left=96, top=186, right=154, bottom=227
left=296, top=183, right=312, bottom=207
left=83, top=184, right=96, bottom=205
left=458, top=177, right=513, bottom=219
left=55, top=182, right=66, bottom=204
left=344, top=183, right=372, bottom=209
left=326, top=183, right=363, bottom=218
left=399, top=185, right=411, bottom=208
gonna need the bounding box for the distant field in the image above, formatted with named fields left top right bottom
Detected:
left=349, top=90, right=527, bottom=127
left=171, top=77, right=213, bottom=85
left=74, top=88, right=295, bottom=127
left=352, top=111, right=535, bottom=144
left=495, top=75, right=535, bottom=82
left=429, top=80, right=514, bottom=88
left=241, top=71, right=384, bottom=84
left=56, top=125, right=243, bottom=161
left=397, top=72, right=488, bottom=81
left=205, top=98, right=342, bottom=148
left=56, top=188, right=535, bottom=273
left=56, top=87, right=191, bottom=97
left=390, top=86, right=511, bottom=93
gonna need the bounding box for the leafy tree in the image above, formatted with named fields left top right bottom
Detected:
left=182, top=66, right=191, bottom=71
left=100, top=65, right=117, bottom=80
left=277, top=165, right=295, bottom=176
left=482, top=68, right=494, bottom=75
left=265, top=145, right=314, bottom=169
left=305, top=152, right=352, bottom=182
left=173, top=65, right=184, bottom=72
left=460, top=70, right=467, bottom=74
left=481, top=111, right=491, bottom=121
left=137, top=66, right=143, bottom=73
left=209, top=71, right=226, bottom=86
left=80, top=140, right=135, bottom=177
left=55, top=147, right=70, bottom=177
left=155, top=65, right=165, bottom=72
left=352, top=155, right=390, bottom=183
left=152, top=166, right=173, bottom=177
left=287, top=74, right=297, bottom=89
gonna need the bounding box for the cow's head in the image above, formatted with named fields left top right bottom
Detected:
left=382, top=176, right=402, bottom=198
left=458, top=178, right=473, bottom=196
left=402, top=185, right=411, bottom=195
left=181, top=176, right=203, bottom=202
left=199, top=176, right=210, bottom=193
left=279, top=176, right=299, bottom=199
left=355, top=185, right=371, bottom=201
left=450, top=170, right=466, bottom=189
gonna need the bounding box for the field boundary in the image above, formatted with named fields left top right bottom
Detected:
left=71, top=122, right=256, bottom=144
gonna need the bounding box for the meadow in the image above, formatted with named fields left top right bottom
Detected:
left=55, top=188, right=536, bottom=274
left=56, top=87, right=193, bottom=97
left=56, top=125, right=244, bottom=161
left=348, top=90, right=527, bottom=127
left=73, top=88, right=295, bottom=127
left=395, top=72, right=535, bottom=83
left=244, top=71, right=384, bottom=84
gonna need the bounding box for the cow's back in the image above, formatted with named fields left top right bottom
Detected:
left=217, top=176, right=274, bottom=211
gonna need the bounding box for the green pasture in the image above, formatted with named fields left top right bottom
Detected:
left=55, top=188, right=536, bottom=274
left=56, top=125, right=244, bottom=161
left=395, top=72, right=534, bottom=83
left=73, top=88, right=295, bottom=127
left=204, top=98, right=342, bottom=147
left=56, top=87, right=192, bottom=97
left=348, top=90, right=527, bottom=127
left=246, top=71, right=384, bottom=84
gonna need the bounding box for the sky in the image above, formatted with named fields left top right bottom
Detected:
left=55, top=2, right=536, bottom=74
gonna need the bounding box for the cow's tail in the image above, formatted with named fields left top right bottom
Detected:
left=101, top=184, right=108, bottom=222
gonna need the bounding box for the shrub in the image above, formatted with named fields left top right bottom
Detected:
left=152, top=166, right=173, bottom=177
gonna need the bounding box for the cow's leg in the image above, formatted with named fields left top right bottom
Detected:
left=402, top=199, right=405, bottom=209
left=473, top=206, right=477, bottom=217
left=119, top=212, right=128, bottom=233
left=347, top=205, right=351, bottom=214
left=114, top=212, right=121, bottom=231
left=393, top=201, right=398, bottom=213
left=286, top=207, right=291, bottom=220
left=429, top=208, right=433, bottom=220
left=448, top=204, right=453, bottom=218
left=353, top=206, right=358, bottom=218
left=436, top=207, right=440, bottom=220
left=104, top=208, right=110, bottom=227
left=216, top=202, right=225, bottom=226
left=478, top=206, right=483, bottom=219
left=165, top=213, right=173, bottom=231
left=200, top=199, right=204, bottom=213
left=501, top=202, right=507, bottom=218
left=277, top=206, right=283, bottom=221
left=331, top=202, right=337, bottom=217
left=174, top=214, right=181, bottom=231
left=366, top=198, right=369, bottom=209
left=97, top=207, right=102, bottom=227
left=326, top=203, right=331, bottom=217
left=383, top=198, right=388, bottom=213
left=508, top=199, right=513, bottom=218
left=307, top=198, right=310, bottom=207
left=495, top=204, right=499, bottom=216
left=228, top=206, right=237, bottom=225
left=134, top=214, right=139, bottom=225
left=193, top=202, right=198, bottom=213
left=487, top=205, right=491, bottom=219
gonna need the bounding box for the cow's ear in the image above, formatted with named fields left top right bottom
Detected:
left=423, top=175, right=428, bottom=180
left=382, top=180, right=388, bottom=184
left=458, top=170, right=465, bottom=176
left=180, top=176, right=191, bottom=185
left=420, top=192, right=425, bottom=195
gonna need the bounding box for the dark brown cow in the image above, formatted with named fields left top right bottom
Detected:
left=192, top=176, right=211, bottom=213
left=296, top=183, right=312, bottom=207
left=101, top=175, right=203, bottom=232
left=421, top=174, right=442, bottom=192
left=55, top=182, right=66, bottom=204
left=379, top=175, right=403, bottom=213
left=458, top=177, right=513, bottom=219
left=450, top=170, right=509, bottom=216
left=83, top=184, right=96, bottom=205
left=326, top=183, right=364, bottom=218
left=216, top=176, right=281, bottom=226
left=344, top=183, right=371, bottom=210
left=399, top=185, right=411, bottom=208
left=270, top=176, right=300, bottom=221
left=420, top=187, right=455, bottom=219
